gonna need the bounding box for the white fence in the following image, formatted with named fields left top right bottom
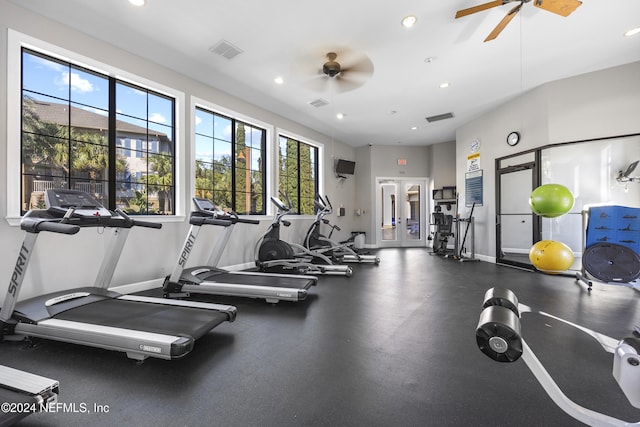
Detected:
left=32, top=180, right=104, bottom=194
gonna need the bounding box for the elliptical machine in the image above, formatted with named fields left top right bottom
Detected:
left=304, top=195, right=380, bottom=265
left=255, top=196, right=353, bottom=276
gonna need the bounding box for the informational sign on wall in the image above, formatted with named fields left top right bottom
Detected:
left=467, top=152, right=481, bottom=172
left=465, top=170, right=483, bottom=207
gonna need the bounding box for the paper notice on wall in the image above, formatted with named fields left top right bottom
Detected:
left=467, top=152, right=480, bottom=172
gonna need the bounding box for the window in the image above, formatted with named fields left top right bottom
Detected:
left=194, top=107, right=266, bottom=214
left=278, top=135, right=319, bottom=215
left=20, top=48, right=175, bottom=215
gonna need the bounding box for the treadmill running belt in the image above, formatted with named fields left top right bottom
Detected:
left=194, top=271, right=314, bottom=289
left=55, top=299, right=228, bottom=340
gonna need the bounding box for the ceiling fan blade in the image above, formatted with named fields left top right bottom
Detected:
left=455, top=0, right=506, bottom=19
left=533, top=0, right=582, bottom=17
left=302, top=75, right=330, bottom=92
left=484, top=2, right=522, bottom=42
left=333, top=73, right=370, bottom=92
left=340, top=53, right=374, bottom=78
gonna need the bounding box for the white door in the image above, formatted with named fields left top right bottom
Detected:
left=376, top=178, right=428, bottom=247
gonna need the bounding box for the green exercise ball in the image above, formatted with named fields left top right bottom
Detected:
left=529, top=184, right=574, bottom=218
left=529, top=240, right=575, bottom=274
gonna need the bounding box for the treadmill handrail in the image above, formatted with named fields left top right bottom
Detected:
left=191, top=203, right=260, bottom=226
left=24, top=209, right=138, bottom=229
left=115, top=209, right=162, bottom=229
left=21, top=216, right=80, bottom=235
left=214, top=214, right=260, bottom=225
left=189, top=215, right=232, bottom=227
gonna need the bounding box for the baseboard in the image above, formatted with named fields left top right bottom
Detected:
left=476, top=254, right=495, bottom=263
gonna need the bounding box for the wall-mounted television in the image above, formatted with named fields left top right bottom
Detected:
left=335, top=159, right=356, bottom=176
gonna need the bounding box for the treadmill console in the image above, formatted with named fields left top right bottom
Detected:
left=45, top=189, right=112, bottom=218
left=193, top=198, right=226, bottom=217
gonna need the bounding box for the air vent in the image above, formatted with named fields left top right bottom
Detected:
left=309, top=98, right=329, bottom=108
left=209, top=40, right=243, bottom=60
left=425, top=112, right=454, bottom=123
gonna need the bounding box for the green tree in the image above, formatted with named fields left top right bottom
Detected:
left=70, top=129, right=109, bottom=196
left=279, top=138, right=299, bottom=212
left=235, top=123, right=249, bottom=214
left=22, top=96, right=70, bottom=179
left=148, top=153, right=173, bottom=214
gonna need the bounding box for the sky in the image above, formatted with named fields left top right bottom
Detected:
left=23, top=50, right=172, bottom=136
left=24, top=49, right=265, bottom=170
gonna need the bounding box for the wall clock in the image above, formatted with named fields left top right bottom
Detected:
left=470, top=138, right=481, bottom=153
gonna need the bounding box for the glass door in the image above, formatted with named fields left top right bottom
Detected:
left=496, top=153, right=538, bottom=269
left=377, top=178, right=427, bottom=247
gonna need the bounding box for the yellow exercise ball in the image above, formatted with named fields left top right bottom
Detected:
left=529, top=240, right=574, bottom=274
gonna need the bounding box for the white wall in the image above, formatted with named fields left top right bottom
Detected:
left=0, top=0, right=354, bottom=301
left=456, top=61, right=640, bottom=262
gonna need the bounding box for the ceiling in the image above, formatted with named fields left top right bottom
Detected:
left=10, top=0, right=640, bottom=147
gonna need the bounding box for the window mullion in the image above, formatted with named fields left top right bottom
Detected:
left=297, top=141, right=301, bottom=214
left=108, top=77, right=116, bottom=210
left=66, top=63, right=72, bottom=191
left=230, top=119, right=237, bottom=212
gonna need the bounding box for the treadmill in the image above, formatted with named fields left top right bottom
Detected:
left=0, top=365, right=59, bottom=426
left=163, top=198, right=318, bottom=304
left=0, top=189, right=237, bottom=361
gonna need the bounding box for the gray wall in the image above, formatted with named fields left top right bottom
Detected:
left=352, top=144, right=459, bottom=245
left=430, top=141, right=457, bottom=190
left=456, top=61, right=640, bottom=262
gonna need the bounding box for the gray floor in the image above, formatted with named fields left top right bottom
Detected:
left=4, top=248, right=640, bottom=426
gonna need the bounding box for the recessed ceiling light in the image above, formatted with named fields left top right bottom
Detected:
left=625, top=26, right=640, bottom=37
left=336, top=113, right=345, bottom=120
left=128, top=0, right=145, bottom=6
left=274, top=76, right=284, bottom=85
left=424, top=57, right=436, bottom=63
left=439, top=82, right=449, bottom=89
left=401, top=15, right=417, bottom=28
left=411, top=126, right=418, bottom=131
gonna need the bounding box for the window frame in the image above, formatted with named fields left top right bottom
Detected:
left=191, top=97, right=271, bottom=216
left=6, top=29, right=186, bottom=224
left=277, top=131, right=322, bottom=216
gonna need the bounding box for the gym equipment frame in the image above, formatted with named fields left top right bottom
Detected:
left=0, top=365, right=59, bottom=425
left=476, top=287, right=640, bottom=426
left=0, top=189, right=236, bottom=361
left=163, top=198, right=317, bottom=303
left=255, top=196, right=353, bottom=277
left=575, top=205, right=640, bottom=291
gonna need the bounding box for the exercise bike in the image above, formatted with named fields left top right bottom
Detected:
left=304, top=195, right=380, bottom=265
left=255, top=196, right=353, bottom=276
left=476, top=287, right=640, bottom=426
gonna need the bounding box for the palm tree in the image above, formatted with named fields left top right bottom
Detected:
left=70, top=129, right=109, bottom=197
left=148, top=153, right=173, bottom=214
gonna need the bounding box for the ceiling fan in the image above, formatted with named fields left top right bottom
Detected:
left=299, top=50, right=374, bottom=93
left=455, top=0, right=582, bottom=42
